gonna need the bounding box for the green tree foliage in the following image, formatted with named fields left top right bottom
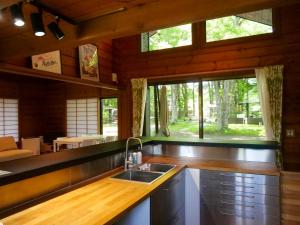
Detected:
left=102, top=98, right=118, bottom=124
left=148, top=24, right=192, bottom=51
left=206, top=16, right=272, bottom=42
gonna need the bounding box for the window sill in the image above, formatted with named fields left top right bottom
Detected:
left=143, top=136, right=279, bottom=149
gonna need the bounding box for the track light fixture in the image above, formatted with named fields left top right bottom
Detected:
left=10, top=3, right=25, bottom=27
left=31, top=12, right=45, bottom=37
left=7, top=0, right=75, bottom=39
left=48, top=18, right=64, bottom=40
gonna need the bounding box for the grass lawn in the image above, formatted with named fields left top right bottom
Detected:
left=168, top=120, right=265, bottom=139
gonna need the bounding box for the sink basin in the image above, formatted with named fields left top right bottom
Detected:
left=138, top=163, right=176, bottom=173
left=111, top=170, right=163, bottom=183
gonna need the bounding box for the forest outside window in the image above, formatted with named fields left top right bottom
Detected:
left=141, top=24, right=192, bottom=52
left=146, top=77, right=268, bottom=141
left=100, top=98, right=118, bottom=137
left=206, top=9, right=273, bottom=42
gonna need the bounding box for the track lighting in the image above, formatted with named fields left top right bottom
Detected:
left=10, top=3, right=25, bottom=27
left=31, top=12, right=45, bottom=37
left=8, top=1, right=73, bottom=39
left=48, top=20, right=64, bottom=40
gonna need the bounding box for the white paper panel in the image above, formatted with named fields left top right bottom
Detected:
left=0, top=98, right=19, bottom=140
left=67, top=98, right=98, bottom=137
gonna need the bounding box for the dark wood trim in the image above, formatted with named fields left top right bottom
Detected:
left=100, top=99, right=104, bottom=135
left=147, top=67, right=255, bottom=84
left=154, top=85, right=159, bottom=134
left=0, top=63, right=119, bottom=91
left=199, top=81, right=203, bottom=139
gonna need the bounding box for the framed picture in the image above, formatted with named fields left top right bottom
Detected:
left=31, top=50, right=62, bottom=74
left=78, top=44, right=99, bottom=82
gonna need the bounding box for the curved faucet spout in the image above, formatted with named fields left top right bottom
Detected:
left=125, top=137, right=143, bottom=171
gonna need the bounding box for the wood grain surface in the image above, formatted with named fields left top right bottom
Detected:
left=1, top=166, right=184, bottom=225
left=281, top=171, right=300, bottom=225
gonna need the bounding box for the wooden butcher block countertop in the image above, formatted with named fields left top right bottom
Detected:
left=1, top=166, right=184, bottom=225
left=1, top=155, right=279, bottom=225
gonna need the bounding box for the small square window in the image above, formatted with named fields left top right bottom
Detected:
left=206, top=9, right=273, bottom=42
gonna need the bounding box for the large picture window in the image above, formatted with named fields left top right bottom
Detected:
left=206, top=9, right=273, bottom=42
left=146, top=77, right=268, bottom=140
left=0, top=98, right=19, bottom=141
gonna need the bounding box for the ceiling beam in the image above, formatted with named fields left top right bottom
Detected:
left=78, top=0, right=300, bottom=41
left=0, top=0, right=299, bottom=60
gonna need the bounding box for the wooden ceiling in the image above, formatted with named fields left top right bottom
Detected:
left=0, top=0, right=299, bottom=61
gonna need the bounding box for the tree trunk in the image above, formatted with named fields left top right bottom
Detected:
left=214, top=80, right=235, bottom=131
left=192, top=83, right=195, bottom=116
left=170, top=84, right=179, bottom=123
left=208, top=81, right=214, bottom=118
left=182, top=83, right=189, bottom=118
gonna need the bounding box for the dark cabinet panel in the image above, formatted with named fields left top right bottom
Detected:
left=151, top=170, right=185, bottom=225
left=200, top=169, right=280, bottom=225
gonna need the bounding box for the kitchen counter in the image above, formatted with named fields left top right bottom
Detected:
left=145, top=155, right=280, bottom=176
left=0, top=153, right=279, bottom=225
left=1, top=165, right=184, bottom=225
left=0, top=137, right=278, bottom=185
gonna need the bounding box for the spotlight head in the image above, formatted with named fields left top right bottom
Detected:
left=31, top=13, right=45, bottom=36
left=10, top=4, right=25, bottom=27
left=48, top=21, right=64, bottom=40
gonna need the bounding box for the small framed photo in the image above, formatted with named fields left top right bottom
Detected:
left=78, top=44, right=99, bottom=82
left=32, top=50, right=62, bottom=74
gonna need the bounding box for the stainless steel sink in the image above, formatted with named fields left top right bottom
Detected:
left=138, top=163, right=175, bottom=173
left=111, top=163, right=176, bottom=183
left=111, top=170, right=163, bottom=183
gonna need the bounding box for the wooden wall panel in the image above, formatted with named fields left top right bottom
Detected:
left=0, top=39, right=118, bottom=143
left=281, top=171, right=300, bottom=225
left=0, top=75, right=45, bottom=139
left=6, top=40, right=114, bottom=83
left=113, top=4, right=300, bottom=171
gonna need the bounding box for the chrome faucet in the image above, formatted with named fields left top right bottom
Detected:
left=125, top=137, right=143, bottom=170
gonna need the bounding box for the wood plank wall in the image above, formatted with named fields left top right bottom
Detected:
left=281, top=171, right=300, bottom=225
left=113, top=4, right=300, bottom=171
left=0, top=40, right=119, bottom=142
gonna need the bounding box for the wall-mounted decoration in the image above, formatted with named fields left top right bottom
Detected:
left=31, top=50, right=62, bottom=74
left=79, top=44, right=99, bottom=82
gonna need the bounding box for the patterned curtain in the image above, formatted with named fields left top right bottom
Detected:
left=131, top=78, right=147, bottom=137
left=255, top=65, right=283, bottom=142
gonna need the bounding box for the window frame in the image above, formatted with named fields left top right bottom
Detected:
left=202, top=8, right=280, bottom=47
left=140, top=23, right=199, bottom=54
left=66, top=98, right=100, bottom=137
left=100, top=97, right=119, bottom=137
left=145, top=70, right=267, bottom=141
left=140, top=9, right=279, bottom=54
left=0, top=98, right=19, bottom=142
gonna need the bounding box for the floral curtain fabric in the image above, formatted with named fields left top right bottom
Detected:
left=131, top=78, right=147, bottom=137
left=255, top=65, right=283, bottom=142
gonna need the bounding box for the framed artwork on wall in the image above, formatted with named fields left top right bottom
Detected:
left=31, top=50, right=62, bottom=74
left=78, top=44, right=99, bottom=82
